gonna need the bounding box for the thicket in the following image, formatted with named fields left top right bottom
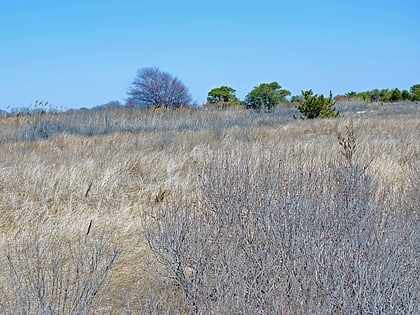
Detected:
left=0, top=224, right=121, bottom=314
left=343, top=84, right=420, bottom=103
left=142, top=120, right=419, bottom=313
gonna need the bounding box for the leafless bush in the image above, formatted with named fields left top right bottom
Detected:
left=399, top=144, right=420, bottom=216
left=143, top=129, right=419, bottom=313
left=126, top=67, right=192, bottom=109
left=0, top=224, right=120, bottom=314
left=0, top=102, right=418, bottom=313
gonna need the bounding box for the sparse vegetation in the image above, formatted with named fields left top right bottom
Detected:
left=0, top=103, right=418, bottom=313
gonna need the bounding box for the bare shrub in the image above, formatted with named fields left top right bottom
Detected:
left=335, top=119, right=356, bottom=167
left=143, top=133, right=419, bottom=313
left=400, top=144, right=420, bottom=216
left=0, top=101, right=418, bottom=313
left=0, top=224, right=120, bottom=314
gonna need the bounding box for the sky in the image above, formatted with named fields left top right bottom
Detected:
left=0, top=0, right=419, bottom=110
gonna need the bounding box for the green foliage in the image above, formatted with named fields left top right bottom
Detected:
left=401, top=89, right=411, bottom=101
left=244, top=82, right=290, bottom=112
left=207, top=86, right=239, bottom=108
left=370, top=89, right=381, bottom=102
left=410, top=84, right=420, bottom=101
left=342, top=86, right=417, bottom=103
left=379, top=89, right=392, bottom=102
left=344, top=91, right=358, bottom=99
left=290, top=95, right=303, bottom=103
left=296, top=90, right=339, bottom=119
left=357, top=92, right=371, bottom=102
left=390, top=88, right=402, bottom=102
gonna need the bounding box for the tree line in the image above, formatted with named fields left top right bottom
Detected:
left=339, top=85, right=420, bottom=103
left=126, top=67, right=419, bottom=119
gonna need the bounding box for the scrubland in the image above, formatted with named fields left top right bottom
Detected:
left=0, top=103, right=418, bottom=314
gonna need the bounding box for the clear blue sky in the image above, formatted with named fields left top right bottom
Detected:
left=1, top=0, right=419, bottom=110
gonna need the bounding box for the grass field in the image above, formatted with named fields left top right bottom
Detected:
left=0, top=102, right=418, bottom=314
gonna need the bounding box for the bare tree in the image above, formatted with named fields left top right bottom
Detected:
left=126, top=67, right=192, bottom=109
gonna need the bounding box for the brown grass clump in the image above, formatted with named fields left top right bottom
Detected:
left=0, top=104, right=418, bottom=313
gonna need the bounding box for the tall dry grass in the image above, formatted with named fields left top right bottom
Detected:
left=0, top=104, right=418, bottom=313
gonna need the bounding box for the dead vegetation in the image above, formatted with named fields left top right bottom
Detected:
left=0, top=104, right=418, bottom=314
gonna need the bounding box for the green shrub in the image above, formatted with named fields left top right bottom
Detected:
left=391, top=88, right=402, bottom=102
left=296, top=90, right=339, bottom=119
left=401, top=89, right=411, bottom=101
left=410, top=84, right=420, bottom=101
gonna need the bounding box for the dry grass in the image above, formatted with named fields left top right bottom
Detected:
left=0, top=104, right=418, bottom=313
